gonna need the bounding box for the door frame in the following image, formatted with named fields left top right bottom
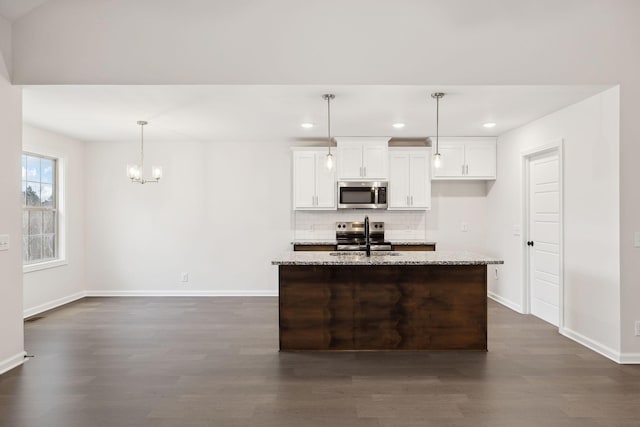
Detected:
left=521, top=139, right=564, bottom=330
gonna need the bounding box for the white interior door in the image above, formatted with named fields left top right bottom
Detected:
left=528, top=151, right=561, bottom=326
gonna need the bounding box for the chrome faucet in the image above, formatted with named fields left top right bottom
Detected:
left=364, top=215, right=371, bottom=257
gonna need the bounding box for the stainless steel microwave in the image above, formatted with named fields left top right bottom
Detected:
left=337, top=181, right=388, bottom=209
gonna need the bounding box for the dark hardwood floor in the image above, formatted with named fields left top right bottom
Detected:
left=1, top=297, right=639, bottom=427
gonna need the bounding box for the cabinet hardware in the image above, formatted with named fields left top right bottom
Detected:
left=527, top=241, right=534, bottom=246
left=411, top=195, right=414, bottom=206
left=406, top=196, right=410, bottom=206
left=364, top=166, right=367, bottom=177
left=465, top=164, right=469, bottom=175
left=462, top=164, right=465, bottom=175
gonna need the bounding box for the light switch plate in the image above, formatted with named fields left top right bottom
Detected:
left=635, top=232, right=640, bottom=248
left=461, top=222, right=469, bottom=232
left=0, top=234, right=9, bottom=251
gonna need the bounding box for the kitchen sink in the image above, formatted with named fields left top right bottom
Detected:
left=329, top=251, right=402, bottom=257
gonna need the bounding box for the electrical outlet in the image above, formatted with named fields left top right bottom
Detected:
left=635, top=321, right=640, bottom=337
left=180, top=272, right=189, bottom=283
left=513, top=225, right=521, bottom=236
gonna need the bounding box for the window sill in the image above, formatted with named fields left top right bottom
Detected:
left=23, top=259, right=68, bottom=274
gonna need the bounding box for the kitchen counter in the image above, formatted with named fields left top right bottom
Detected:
left=275, top=250, right=503, bottom=351
left=291, top=240, right=438, bottom=246
left=272, top=250, right=503, bottom=266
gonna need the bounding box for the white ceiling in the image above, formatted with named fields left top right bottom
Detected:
left=0, top=0, right=49, bottom=21
left=23, top=85, right=610, bottom=144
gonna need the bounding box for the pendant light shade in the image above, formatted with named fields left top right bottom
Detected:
left=323, top=94, right=335, bottom=170
left=127, top=120, right=162, bottom=184
left=433, top=152, right=442, bottom=169
left=431, top=92, right=445, bottom=169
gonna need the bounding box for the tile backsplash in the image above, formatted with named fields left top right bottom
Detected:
left=294, top=210, right=427, bottom=241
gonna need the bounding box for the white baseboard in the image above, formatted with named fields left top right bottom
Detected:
left=488, top=291, right=523, bottom=313
left=23, top=291, right=86, bottom=319
left=84, top=290, right=278, bottom=297
left=618, top=353, right=640, bottom=364
left=560, top=327, right=622, bottom=363
left=0, top=351, right=27, bottom=376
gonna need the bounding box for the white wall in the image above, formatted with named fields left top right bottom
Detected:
left=0, top=74, right=24, bottom=373
left=22, top=125, right=85, bottom=316
left=486, top=87, right=620, bottom=356
left=0, top=14, right=10, bottom=80
left=84, top=139, right=292, bottom=295
left=428, top=182, right=488, bottom=252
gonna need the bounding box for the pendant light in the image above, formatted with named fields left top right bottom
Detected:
left=126, top=120, right=162, bottom=184
left=431, top=92, right=445, bottom=169
left=322, top=94, right=335, bottom=170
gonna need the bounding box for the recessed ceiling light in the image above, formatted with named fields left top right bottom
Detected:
left=392, top=123, right=405, bottom=129
left=483, top=122, right=497, bottom=128
left=301, top=123, right=314, bottom=129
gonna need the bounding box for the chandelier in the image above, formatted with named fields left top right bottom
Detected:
left=126, top=120, right=162, bottom=184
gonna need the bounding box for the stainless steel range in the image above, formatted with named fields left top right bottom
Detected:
left=336, top=220, right=392, bottom=251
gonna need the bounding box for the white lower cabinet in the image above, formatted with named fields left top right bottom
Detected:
left=432, top=137, right=496, bottom=180
left=388, top=148, right=431, bottom=210
left=292, top=149, right=336, bottom=210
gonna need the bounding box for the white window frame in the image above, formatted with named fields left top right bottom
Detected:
left=22, top=148, right=68, bottom=273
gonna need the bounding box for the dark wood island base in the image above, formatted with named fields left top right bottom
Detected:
left=278, top=264, right=487, bottom=351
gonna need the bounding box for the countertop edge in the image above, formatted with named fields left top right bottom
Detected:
left=272, top=260, right=504, bottom=266
left=291, top=241, right=437, bottom=246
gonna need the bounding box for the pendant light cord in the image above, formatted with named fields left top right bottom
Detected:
left=435, top=95, right=439, bottom=154
left=431, top=92, right=445, bottom=155
left=140, top=122, right=145, bottom=172
left=327, top=95, right=332, bottom=154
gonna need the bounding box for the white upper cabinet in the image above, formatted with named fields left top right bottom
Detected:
left=292, top=149, right=336, bottom=210
left=336, top=138, right=389, bottom=180
left=431, top=137, right=496, bottom=180
left=388, top=148, right=431, bottom=210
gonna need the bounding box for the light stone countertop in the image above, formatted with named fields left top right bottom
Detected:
left=291, top=241, right=437, bottom=246
left=272, top=250, right=503, bottom=266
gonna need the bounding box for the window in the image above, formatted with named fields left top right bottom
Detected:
left=22, top=153, right=58, bottom=265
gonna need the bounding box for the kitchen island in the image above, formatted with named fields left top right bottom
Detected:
left=272, top=251, right=503, bottom=351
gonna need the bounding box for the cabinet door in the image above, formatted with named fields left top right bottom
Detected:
left=337, top=143, right=364, bottom=180
left=315, top=153, right=337, bottom=208
left=432, top=142, right=465, bottom=178
left=293, top=151, right=317, bottom=209
left=388, top=152, right=410, bottom=209
left=362, top=144, right=388, bottom=180
left=409, top=151, right=431, bottom=209
left=465, top=142, right=496, bottom=179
